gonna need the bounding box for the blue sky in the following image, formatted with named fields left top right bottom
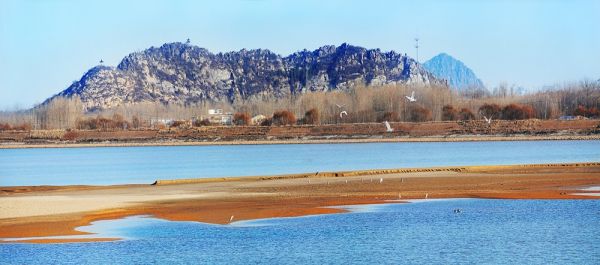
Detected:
left=1, top=0, right=599, bottom=109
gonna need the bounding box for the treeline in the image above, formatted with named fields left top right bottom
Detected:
left=442, top=103, right=535, bottom=121
left=0, top=122, right=32, bottom=131
left=1, top=80, right=598, bottom=130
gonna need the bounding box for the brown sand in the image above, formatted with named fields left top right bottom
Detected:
left=1, top=162, right=599, bottom=243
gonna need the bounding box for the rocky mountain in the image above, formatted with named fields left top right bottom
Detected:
left=423, top=53, right=486, bottom=94
left=55, top=42, right=443, bottom=110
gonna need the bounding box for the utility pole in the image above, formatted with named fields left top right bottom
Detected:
left=414, top=38, right=419, bottom=63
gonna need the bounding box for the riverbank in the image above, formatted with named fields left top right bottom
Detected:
left=1, top=134, right=599, bottom=149
left=1, top=162, right=599, bottom=243
left=1, top=119, right=598, bottom=149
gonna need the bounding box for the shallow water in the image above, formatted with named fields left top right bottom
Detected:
left=1, top=199, right=599, bottom=264
left=1, top=140, right=599, bottom=186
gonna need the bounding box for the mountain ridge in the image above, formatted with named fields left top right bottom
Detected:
left=54, top=42, right=444, bottom=110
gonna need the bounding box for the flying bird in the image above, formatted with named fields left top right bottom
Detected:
left=405, top=91, right=416, bottom=102
left=99, top=59, right=104, bottom=64
left=339, top=111, right=348, bottom=118
left=335, top=104, right=345, bottom=109
left=483, top=115, right=492, bottom=124
left=384, top=121, right=394, bottom=132
left=479, top=112, right=493, bottom=124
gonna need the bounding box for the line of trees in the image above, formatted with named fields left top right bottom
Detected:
left=1, top=80, right=598, bottom=130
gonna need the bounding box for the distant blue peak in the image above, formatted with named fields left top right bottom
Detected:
left=423, top=53, right=484, bottom=91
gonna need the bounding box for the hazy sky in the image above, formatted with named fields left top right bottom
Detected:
left=1, top=0, right=599, bottom=109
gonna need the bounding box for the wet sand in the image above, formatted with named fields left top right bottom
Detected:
left=1, top=162, right=599, bottom=243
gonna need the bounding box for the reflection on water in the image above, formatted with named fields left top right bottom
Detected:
left=1, top=199, right=599, bottom=264
left=0, top=215, right=160, bottom=242
left=1, top=140, right=599, bottom=186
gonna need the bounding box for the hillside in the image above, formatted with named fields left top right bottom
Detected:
left=423, top=53, right=486, bottom=95
left=54, top=43, right=443, bottom=110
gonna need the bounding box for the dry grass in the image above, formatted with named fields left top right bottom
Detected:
left=28, top=129, right=66, bottom=139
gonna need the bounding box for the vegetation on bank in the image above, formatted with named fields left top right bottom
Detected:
left=0, top=80, right=599, bottom=131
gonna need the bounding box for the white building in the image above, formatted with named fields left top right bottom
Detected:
left=208, top=109, right=224, bottom=115
left=150, top=118, right=174, bottom=128
left=197, top=109, right=233, bottom=125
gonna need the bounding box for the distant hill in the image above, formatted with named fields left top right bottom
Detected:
left=423, top=53, right=487, bottom=95
left=51, top=43, right=443, bottom=110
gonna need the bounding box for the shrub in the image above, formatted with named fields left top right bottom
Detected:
left=260, top=118, right=272, bottom=126
left=377, top=111, right=399, bottom=122
left=76, top=115, right=130, bottom=130
left=521, top=105, right=535, bottom=119
left=12, top=123, right=32, bottom=131
left=272, top=110, right=296, bottom=126
left=233, top=112, right=251, bottom=126
left=574, top=105, right=600, bottom=118
left=589, top=107, right=600, bottom=118
left=193, top=118, right=211, bottom=127
left=303, top=108, right=320, bottom=125
left=502, top=104, right=535, bottom=120
left=441, top=105, right=458, bottom=121
left=458, top=108, right=476, bottom=120
left=131, top=116, right=141, bottom=129
left=62, top=130, right=79, bottom=141
left=170, top=120, right=187, bottom=128
left=96, top=116, right=112, bottom=130
left=111, top=114, right=130, bottom=129
left=0, top=123, right=11, bottom=131
left=573, top=105, right=587, bottom=116
left=479, top=103, right=501, bottom=118
left=407, top=105, right=432, bottom=122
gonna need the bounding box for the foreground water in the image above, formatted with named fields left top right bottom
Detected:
left=1, top=140, right=599, bottom=186
left=2, top=199, right=599, bottom=264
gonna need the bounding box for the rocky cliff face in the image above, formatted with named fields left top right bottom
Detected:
left=56, top=42, right=442, bottom=110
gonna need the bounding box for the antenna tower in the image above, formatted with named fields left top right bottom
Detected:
left=414, top=38, right=420, bottom=63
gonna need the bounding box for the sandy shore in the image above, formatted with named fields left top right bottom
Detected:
left=1, top=134, right=599, bottom=149
left=1, top=162, right=599, bottom=243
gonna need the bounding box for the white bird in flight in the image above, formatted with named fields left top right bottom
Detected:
left=335, top=104, right=345, bottom=109
left=480, top=112, right=493, bottom=124
left=340, top=111, right=348, bottom=118
left=483, top=115, right=492, bottom=124
left=384, top=121, right=394, bottom=132
left=405, top=91, right=416, bottom=102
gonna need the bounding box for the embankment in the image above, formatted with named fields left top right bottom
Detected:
left=1, top=119, right=599, bottom=148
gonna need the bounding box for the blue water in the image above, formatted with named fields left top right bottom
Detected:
left=1, top=140, right=599, bottom=186
left=2, top=199, right=599, bottom=264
